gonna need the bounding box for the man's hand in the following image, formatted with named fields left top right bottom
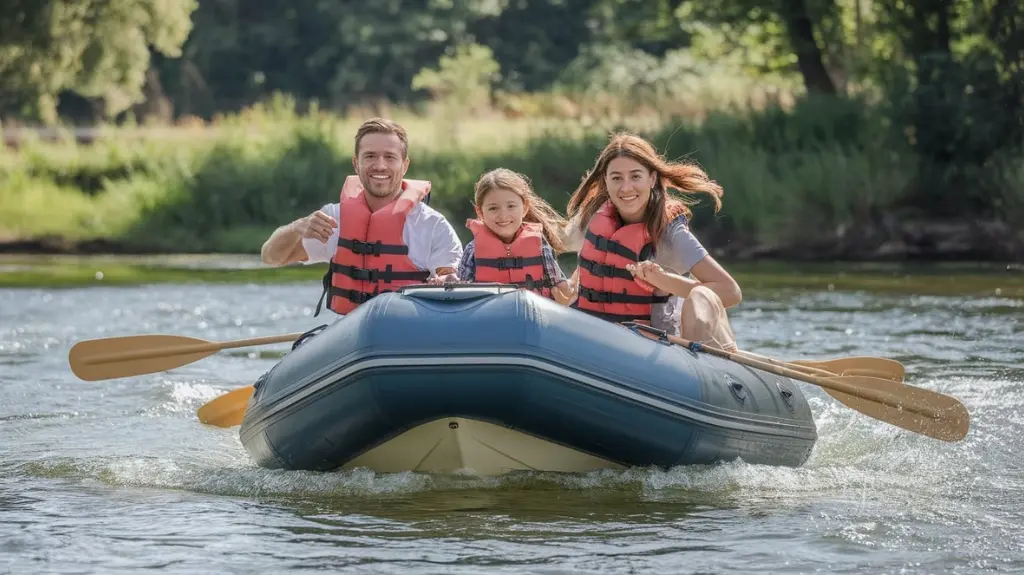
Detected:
left=428, top=267, right=459, bottom=284
left=291, top=210, right=338, bottom=244
left=262, top=210, right=336, bottom=266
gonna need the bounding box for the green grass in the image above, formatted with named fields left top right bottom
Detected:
left=1, top=93, right=1020, bottom=256
left=0, top=255, right=324, bottom=287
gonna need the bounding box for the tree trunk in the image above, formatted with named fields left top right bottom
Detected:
left=780, top=0, right=837, bottom=95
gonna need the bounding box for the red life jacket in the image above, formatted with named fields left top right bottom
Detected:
left=314, top=175, right=432, bottom=316
left=467, top=219, right=555, bottom=298
left=572, top=201, right=669, bottom=323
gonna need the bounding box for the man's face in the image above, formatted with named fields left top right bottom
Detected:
left=353, top=133, right=409, bottom=199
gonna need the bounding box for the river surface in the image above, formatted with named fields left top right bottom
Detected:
left=1, top=260, right=1022, bottom=574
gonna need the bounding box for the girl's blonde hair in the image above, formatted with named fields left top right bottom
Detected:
left=474, top=168, right=568, bottom=254
left=567, top=132, right=723, bottom=242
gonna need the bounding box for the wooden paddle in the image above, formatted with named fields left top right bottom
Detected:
left=197, top=385, right=255, bottom=428
left=68, top=332, right=305, bottom=381
left=624, top=323, right=969, bottom=442
left=741, top=351, right=905, bottom=382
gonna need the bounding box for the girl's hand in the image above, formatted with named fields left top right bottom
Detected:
left=626, top=261, right=664, bottom=292
left=551, top=279, right=577, bottom=305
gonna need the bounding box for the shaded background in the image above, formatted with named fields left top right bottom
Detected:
left=0, top=0, right=1021, bottom=261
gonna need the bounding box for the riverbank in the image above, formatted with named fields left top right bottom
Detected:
left=700, top=210, right=1024, bottom=263
left=3, top=100, right=1021, bottom=261
left=3, top=253, right=1021, bottom=297
left=3, top=209, right=1022, bottom=263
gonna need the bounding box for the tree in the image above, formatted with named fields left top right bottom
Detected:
left=676, top=0, right=839, bottom=94
left=412, top=42, right=500, bottom=146
left=0, top=0, right=197, bottom=124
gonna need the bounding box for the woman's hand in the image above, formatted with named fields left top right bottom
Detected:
left=626, top=260, right=665, bottom=292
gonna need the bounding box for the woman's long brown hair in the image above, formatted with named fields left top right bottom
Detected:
left=566, top=132, right=723, bottom=242
left=474, top=168, right=569, bottom=254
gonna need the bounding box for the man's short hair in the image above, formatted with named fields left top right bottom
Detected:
left=354, top=118, right=409, bottom=159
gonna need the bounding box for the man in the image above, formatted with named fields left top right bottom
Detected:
left=261, top=118, right=463, bottom=317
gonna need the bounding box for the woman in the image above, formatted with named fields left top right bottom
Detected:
left=562, top=132, right=742, bottom=351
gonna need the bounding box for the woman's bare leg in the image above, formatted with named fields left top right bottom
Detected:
left=679, top=285, right=738, bottom=352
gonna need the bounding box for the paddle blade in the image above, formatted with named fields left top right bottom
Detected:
left=791, top=357, right=905, bottom=382
left=69, top=335, right=217, bottom=381
left=821, top=376, right=970, bottom=442
left=197, top=386, right=255, bottom=428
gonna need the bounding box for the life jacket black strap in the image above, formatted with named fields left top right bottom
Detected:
left=578, top=286, right=670, bottom=305
left=518, top=274, right=556, bottom=291
left=314, top=270, right=331, bottom=317
left=331, top=287, right=378, bottom=305
left=313, top=265, right=428, bottom=317
left=475, top=255, right=546, bottom=270
left=314, top=281, right=380, bottom=318
left=578, top=256, right=635, bottom=280
left=329, top=262, right=430, bottom=284
left=584, top=230, right=655, bottom=262
left=337, top=237, right=410, bottom=256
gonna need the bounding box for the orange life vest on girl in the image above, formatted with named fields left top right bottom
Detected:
left=572, top=201, right=670, bottom=323
left=314, top=175, right=432, bottom=316
left=466, top=219, right=554, bottom=298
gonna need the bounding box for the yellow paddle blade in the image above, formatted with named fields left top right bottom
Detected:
left=70, top=334, right=218, bottom=381
left=629, top=325, right=971, bottom=443
left=197, top=386, right=255, bottom=428
left=790, top=357, right=905, bottom=382
left=821, top=376, right=970, bottom=442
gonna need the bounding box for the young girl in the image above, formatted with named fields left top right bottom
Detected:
left=458, top=168, right=575, bottom=304
left=563, top=132, right=742, bottom=351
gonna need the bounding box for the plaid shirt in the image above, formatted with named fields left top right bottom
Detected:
left=457, top=239, right=567, bottom=283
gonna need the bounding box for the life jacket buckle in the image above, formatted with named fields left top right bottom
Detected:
left=497, top=256, right=523, bottom=270
left=580, top=287, right=607, bottom=303
left=349, top=239, right=383, bottom=256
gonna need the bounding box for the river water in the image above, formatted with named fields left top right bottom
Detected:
left=1, top=264, right=1021, bottom=574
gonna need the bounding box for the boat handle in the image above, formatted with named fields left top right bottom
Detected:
left=621, top=322, right=675, bottom=346
left=399, top=282, right=520, bottom=293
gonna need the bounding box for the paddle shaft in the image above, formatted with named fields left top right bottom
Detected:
left=82, top=333, right=305, bottom=366
left=663, top=334, right=944, bottom=419
left=734, top=349, right=835, bottom=379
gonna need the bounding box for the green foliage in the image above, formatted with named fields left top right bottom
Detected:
left=0, top=0, right=198, bottom=123
left=8, top=98, right=1019, bottom=256
left=870, top=0, right=1024, bottom=216
left=412, top=43, right=501, bottom=146
left=1, top=0, right=1020, bottom=244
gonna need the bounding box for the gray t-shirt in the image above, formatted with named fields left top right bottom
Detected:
left=563, top=214, right=708, bottom=334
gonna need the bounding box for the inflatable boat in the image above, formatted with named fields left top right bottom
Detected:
left=238, top=284, right=818, bottom=475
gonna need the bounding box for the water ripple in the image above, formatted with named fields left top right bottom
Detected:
left=1, top=281, right=1021, bottom=574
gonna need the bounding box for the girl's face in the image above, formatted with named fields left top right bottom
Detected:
left=604, top=156, right=656, bottom=224
left=479, top=188, right=527, bottom=242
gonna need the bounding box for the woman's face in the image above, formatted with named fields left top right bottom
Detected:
left=604, top=156, right=656, bottom=224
